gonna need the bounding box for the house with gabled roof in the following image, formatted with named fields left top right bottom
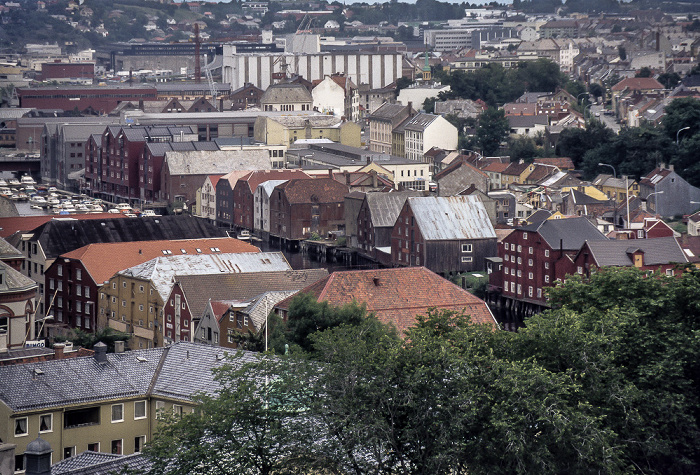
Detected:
left=312, top=74, right=360, bottom=121
left=434, top=157, right=490, bottom=196
left=573, top=236, right=688, bottom=278
left=495, top=216, right=607, bottom=306
left=368, top=102, right=415, bottom=155
left=162, top=149, right=271, bottom=206
left=198, top=174, right=224, bottom=224
left=181, top=269, right=328, bottom=346
left=638, top=165, right=700, bottom=217
left=689, top=211, right=700, bottom=237
left=0, top=341, right=259, bottom=470
left=44, top=238, right=258, bottom=338
left=403, top=113, right=458, bottom=163
left=391, top=195, right=497, bottom=274
left=355, top=191, right=422, bottom=265
left=8, top=215, right=225, bottom=321
left=232, top=170, right=311, bottom=232
left=98, top=252, right=289, bottom=349
left=269, top=178, right=349, bottom=241
left=273, top=267, right=497, bottom=335
left=260, top=83, right=313, bottom=112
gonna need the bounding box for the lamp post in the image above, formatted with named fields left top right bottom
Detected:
left=576, top=92, right=589, bottom=105
left=676, top=126, right=690, bottom=145
left=597, top=162, right=616, bottom=178
left=647, top=190, right=664, bottom=215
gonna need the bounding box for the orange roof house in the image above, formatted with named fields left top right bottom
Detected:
left=274, top=266, right=497, bottom=334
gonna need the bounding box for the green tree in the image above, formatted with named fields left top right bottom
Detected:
left=277, top=293, right=371, bottom=353
left=588, top=82, right=605, bottom=101
left=476, top=107, right=509, bottom=156
left=507, top=136, right=538, bottom=162
left=55, top=327, right=130, bottom=352
left=636, top=66, right=652, bottom=78
left=146, top=352, right=317, bottom=475
left=422, top=96, right=437, bottom=113
left=555, top=120, right=614, bottom=169
left=658, top=72, right=681, bottom=89
left=529, top=267, right=700, bottom=474
left=580, top=125, right=672, bottom=179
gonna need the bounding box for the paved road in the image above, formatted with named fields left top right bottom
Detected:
left=590, top=104, right=621, bottom=134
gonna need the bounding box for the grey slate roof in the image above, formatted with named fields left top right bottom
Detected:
left=52, top=452, right=153, bottom=475
left=175, top=268, right=329, bottom=319
left=0, top=342, right=259, bottom=413
left=260, top=83, right=312, bottom=105
left=242, top=290, right=298, bottom=330
left=409, top=195, right=496, bottom=241
left=0, top=236, right=23, bottom=259
left=369, top=102, right=407, bottom=120
left=521, top=216, right=607, bottom=250
left=164, top=149, right=271, bottom=175
left=0, top=260, right=37, bottom=293
left=584, top=236, right=688, bottom=267
left=365, top=191, right=422, bottom=228
left=507, top=115, right=549, bottom=127
left=32, top=216, right=227, bottom=260
left=403, top=113, right=439, bottom=132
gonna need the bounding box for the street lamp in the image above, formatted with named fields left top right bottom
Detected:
left=598, top=163, right=616, bottom=178
left=37, top=314, right=54, bottom=340
left=676, top=126, right=690, bottom=145
left=647, top=190, right=664, bottom=215
left=576, top=92, right=589, bottom=105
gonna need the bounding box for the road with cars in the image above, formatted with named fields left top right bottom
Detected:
left=590, top=104, right=621, bottom=134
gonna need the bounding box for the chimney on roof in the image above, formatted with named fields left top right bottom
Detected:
left=373, top=277, right=381, bottom=286
left=114, top=340, right=125, bottom=353
left=138, top=249, right=142, bottom=254
left=328, top=169, right=333, bottom=179
left=94, top=341, right=107, bottom=363
left=53, top=343, right=65, bottom=360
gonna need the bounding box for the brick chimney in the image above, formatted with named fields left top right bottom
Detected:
left=53, top=343, right=65, bottom=360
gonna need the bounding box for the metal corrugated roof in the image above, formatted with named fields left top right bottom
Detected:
left=409, top=195, right=496, bottom=241
left=366, top=191, right=422, bottom=228
left=121, top=252, right=292, bottom=300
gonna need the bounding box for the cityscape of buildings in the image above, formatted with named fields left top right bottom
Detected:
left=0, top=0, right=700, bottom=473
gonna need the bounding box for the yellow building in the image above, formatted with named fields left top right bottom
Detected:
left=0, top=342, right=253, bottom=471
left=592, top=174, right=640, bottom=203
left=254, top=115, right=361, bottom=148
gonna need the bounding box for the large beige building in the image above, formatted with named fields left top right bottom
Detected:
left=0, top=342, right=257, bottom=472
left=254, top=114, right=361, bottom=148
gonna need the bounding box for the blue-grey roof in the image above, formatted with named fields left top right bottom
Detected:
left=584, top=236, right=688, bottom=267
left=521, top=217, right=607, bottom=250
left=0, top=342, right=260, bottom=413
left=409, top=195, right=496, bottom=241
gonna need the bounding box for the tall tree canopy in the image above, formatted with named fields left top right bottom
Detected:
left=148, top=268, right=700, bottom=474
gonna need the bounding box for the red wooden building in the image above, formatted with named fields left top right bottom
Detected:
left=269, top=178, right=349, bottom=241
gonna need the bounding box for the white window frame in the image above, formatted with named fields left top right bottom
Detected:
left=39, top=413, right=53, bottom=433
left=14, top=417, right=28, bottom=437
left=461, top=243, right=473, bottom=253
left=134, top=400, right=147, bottom=420
left=111, top=404, right=124, bottom=423
left=461, top=256, right=473, bottom=263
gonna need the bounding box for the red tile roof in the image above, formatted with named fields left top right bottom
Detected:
left=61, top=237, right=259, bottom=285
left=0, top=213, right=124, bottom=238
left=611, top=77, right=664, bottom=92
left=482, top=162, right=510, bottom=173
left=534, top=157, right=575, bottom=170
left=276, top=267, right=496, bottom=334
left=238, top=169, right=311, bottom=194
left=433, top=156, right=489, bottom=181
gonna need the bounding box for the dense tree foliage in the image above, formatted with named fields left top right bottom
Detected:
left=436, top=59, right=569, bottom=108
left=148, top=268, right=700, bottom=474
left=475, top=107, right=509, bottom=156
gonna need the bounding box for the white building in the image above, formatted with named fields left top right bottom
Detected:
left=221, top=45, right=402, bottom=91
left=197, top=174, right=221, bottom=224
left=254, top=179, right=287, bottom=233
left=312, top=75, right=360, bottom=121
left=396, top=83, right=451, bottom=109
left=403, top=113, right=458, bottom=163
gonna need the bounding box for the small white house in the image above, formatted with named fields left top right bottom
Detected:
left=403, top=113, right=458, bottom=162
left=312, top=75, right=359, bottom=121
